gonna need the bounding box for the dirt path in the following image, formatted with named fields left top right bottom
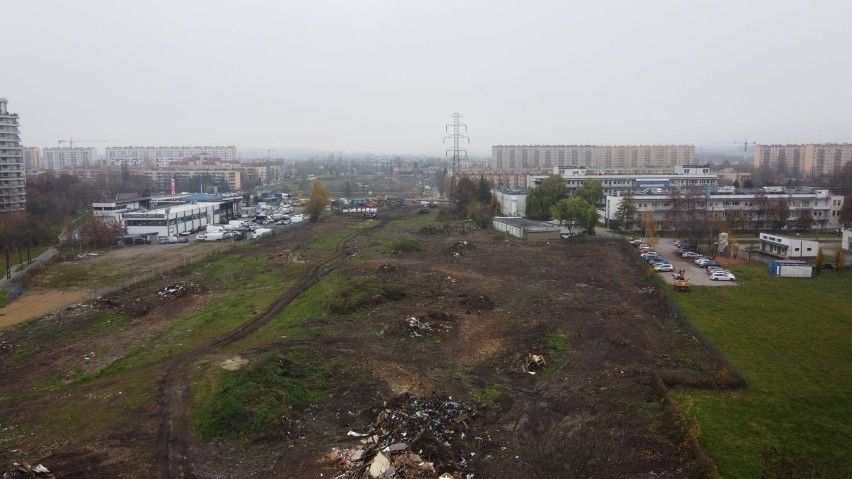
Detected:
left=156, top=218, right=387, bottom=478
left=0, top=290, right=89, bottom=329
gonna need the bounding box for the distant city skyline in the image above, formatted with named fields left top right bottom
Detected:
left=4, top=1, right=851, bottom=155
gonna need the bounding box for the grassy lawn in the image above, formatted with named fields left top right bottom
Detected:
left=670, top=264, right=852, bottom=477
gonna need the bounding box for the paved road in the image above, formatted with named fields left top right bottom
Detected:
left=643, top=238, right=738, bottom=287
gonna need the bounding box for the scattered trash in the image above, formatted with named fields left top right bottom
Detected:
left=522, top=353, right=547, bottom=373
left=329, top=393, right=479, bottom=478
left=157, top=282, right=205, bottom=298
left=1, top=463, right=55, bottom=479
left=639, top=286, right=656, bottom=295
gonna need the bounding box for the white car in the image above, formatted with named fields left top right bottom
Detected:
left=654, top=263, right=674, bottom=272
left=681, top=251, right=701, bottom=259
left=710, top=271, right=736, bottom=281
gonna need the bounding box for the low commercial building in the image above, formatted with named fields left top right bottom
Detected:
left=530, top=165, right=718, bottom=197
left=93, top=194, right=242, bottom=237
left=604, top=187, right=843, bottom=232
left=759, top=233, right=819, bottom=260
left=492, top=217, right=560, bottom=241
left=492, top=187, right=528, bottom=217
left=93, top=195, right=151, bottom=222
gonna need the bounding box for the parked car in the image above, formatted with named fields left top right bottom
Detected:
left=695, top=258, right=714, bottom=266
left=178, top=231, right=191, bottom=236
left=654, top=263, right=675, bottom=272
left=710, top=271, right=736, bottom=281
left=195, top=234, right=207, bottom=241
left=700, top=261, right=721, bottom=269
left=681, top=251, right=701, bottom=259
left=640, top=251, right=658, bottom=258
left=629, top=239, right=643, bottom=246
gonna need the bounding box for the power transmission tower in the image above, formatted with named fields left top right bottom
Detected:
left=444, top=112, right=469, bottom=197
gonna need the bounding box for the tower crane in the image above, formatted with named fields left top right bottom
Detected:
left=58, top=137, right=116, bottom=148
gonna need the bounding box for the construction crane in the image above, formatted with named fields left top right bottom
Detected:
left=709, top=139, right=756, bottom=156
left=708, top=139, right=757, bottom=165
left=58, top=137, right=116, bottom=148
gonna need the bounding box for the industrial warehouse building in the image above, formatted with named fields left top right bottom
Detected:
left=93, top=193, right=242, bottom=238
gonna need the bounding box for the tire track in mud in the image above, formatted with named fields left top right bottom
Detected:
left=156, top=218, right=388, bottom=479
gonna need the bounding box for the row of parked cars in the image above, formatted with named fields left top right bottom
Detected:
left=629, top=238, right=675, bottom=272
left=674, top=240, right=736, bottom=281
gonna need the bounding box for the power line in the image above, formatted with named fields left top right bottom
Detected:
left=443, top=112, right=469, bottom=196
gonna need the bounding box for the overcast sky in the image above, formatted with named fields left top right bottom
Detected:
left=4, top=0, right=851, bottom=156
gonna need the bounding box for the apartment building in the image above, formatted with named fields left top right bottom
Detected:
left=42, top=147, right=97, bottom=171
left=105, top=146, right=238, bottom=167
left=0, top=98, right=27, bottom=212
left=73, top=167, right=242, bottom=192
left=23, top=147, right=41, bottom=176
left=491, top=145, right=695, bottom=172
left=753, top=144, right=852, bottom=176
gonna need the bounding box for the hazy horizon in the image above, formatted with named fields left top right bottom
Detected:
left=5, top=1, right=851, bottom=155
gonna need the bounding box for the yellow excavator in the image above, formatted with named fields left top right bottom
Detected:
left=673, top=269, right=690, bottom=292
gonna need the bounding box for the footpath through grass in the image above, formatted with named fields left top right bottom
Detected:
left=670, top=264, right=852, bottom=478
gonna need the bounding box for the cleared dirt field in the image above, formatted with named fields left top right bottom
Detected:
left=0, top=208, right=735, bottom=478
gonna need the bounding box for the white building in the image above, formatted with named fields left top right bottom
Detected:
left=0, top=98, right=27, bottom=212
left=122, top=203, right=224, bottom=237
left=759, top=233, right=819, bottom=259
left=530, top=165, right=717, bottom=200
left=92, top=195, right=151, bottom=222
left=492, top=187, right=528, bottom=216
left=105, top=146, right=238, bottom=167
left=604, top=187, right=843, bottom=232
left=43, top=147, right=97, bottom=171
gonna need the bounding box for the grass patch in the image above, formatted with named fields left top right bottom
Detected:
left=386, top=239, right=424, bottom=253
left=194, top=348, right=332, bottom=440
left=670, top=263, right=852, bottom=477
left=324, top=277, right=407, bottom=315
left=474, top=385, right=502, bottom=404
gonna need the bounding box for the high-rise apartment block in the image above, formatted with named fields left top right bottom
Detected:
left=0, top=98, right=27, bottom=212
left=105, top=146, right=238, bottom=167
left=491, top=145, right=695, bottom=172
left=43, top=147, right=97, bottom=171
left=23, top=147, right=42, bottom=176
left=753, top=144, right=852, bottom=176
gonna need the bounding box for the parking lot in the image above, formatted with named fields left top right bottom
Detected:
left=642, top=238, right=739, bottom=287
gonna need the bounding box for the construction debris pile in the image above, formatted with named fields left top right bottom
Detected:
left=329, top=393, right=480, bottom=478
left=157, top=282, right=204, bottom=298
left=2, top=463, right=55, bottom=479
left=448, top=241, right=474, bottom=257
left=384, top=313, right=456, bottom=339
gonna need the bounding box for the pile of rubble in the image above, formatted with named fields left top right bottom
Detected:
left=157, top=282, right=204, bottom=298
left=2, top=463, right=54, bottom=479
left=383, top=313, right=456, bottom=339
left=328, top=394, right=479, bottom=478
left=405, top=313, right=455, bottom=338
left=448, top=241, right=474, bottom=257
